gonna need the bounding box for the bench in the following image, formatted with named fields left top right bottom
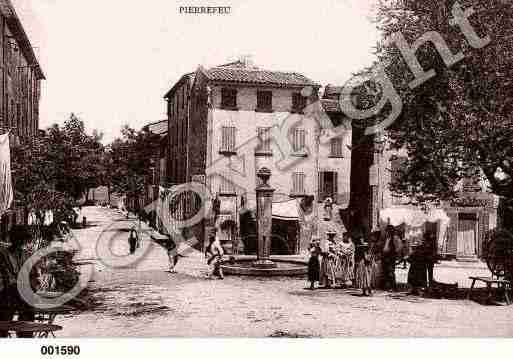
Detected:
left=0, top=321, right=62, bottom=338
left=467, top=276, right=512, bottom=305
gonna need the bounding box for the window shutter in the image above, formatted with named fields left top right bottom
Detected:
left=318, top=172, right=322, bottom=201
left=230, top=127, right=236, bottom=151
left=333, top=172, right=338, bottom=203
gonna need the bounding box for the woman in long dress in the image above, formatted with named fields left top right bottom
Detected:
left=382, top=226, right=398, bottom=291
left=307, top=241, right=321, bottom=290
left=335, top=233, right=355, bottom=287
left=369, top=231, right=383, bottom=290
left=354, top=238, right=372, bottom=296
left=319, top=237, right=337, bottom=288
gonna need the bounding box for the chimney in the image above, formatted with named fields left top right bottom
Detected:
left=238, top=54, right=255, bottom=68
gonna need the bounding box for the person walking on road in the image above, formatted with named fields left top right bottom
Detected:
left=166, top=236, right=178, bottom=273
left=382, top=226, right=398, bottom=291
left=128, top=226, right=139, bottom=255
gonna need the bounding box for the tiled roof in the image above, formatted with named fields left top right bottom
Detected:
left=164, top=72, right=195, bottom=99
left=204, top=66, right=320, bottom=88
left=144, top=120, right=168, bottom=136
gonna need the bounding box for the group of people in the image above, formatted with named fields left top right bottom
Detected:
left=307, top=222, right=438, bottom=296
left=307, top=231, right=375, bottom=296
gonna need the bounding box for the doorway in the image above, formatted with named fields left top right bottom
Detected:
left=319, top=171, right=338, bottom=202
left=457, top=213, right=478, bottom=258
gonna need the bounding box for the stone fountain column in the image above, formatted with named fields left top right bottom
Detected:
left=253, top=167, right=277, bottom=269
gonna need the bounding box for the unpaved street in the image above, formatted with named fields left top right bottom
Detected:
left=55, top=207, right=513, bottom=337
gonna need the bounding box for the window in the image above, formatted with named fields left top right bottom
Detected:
left=318, top=172, right=338, bottom=203
left=256, top=127, right=272, bottom=154
left=292, top=92, right=307, bottom=113
left=330, top=137, right=344, bottom=157
left=220, top=126, right=236, bottom=154
left=256, top=91, right=273, bottom=112
left=292, top=128, right=306, bottom=153
left=221, top=88, right=237, bottom=109
left=292, top=172, right=306, bottom=195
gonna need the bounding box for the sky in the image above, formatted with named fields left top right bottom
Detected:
left=11, top=0, right=378, bottom=143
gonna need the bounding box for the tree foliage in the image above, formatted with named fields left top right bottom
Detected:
left=11, top=113, right=105, bottom=224
left=107, top=125, right=161, bottom=199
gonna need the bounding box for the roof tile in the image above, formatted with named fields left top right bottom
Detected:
left=205, top=66, right=319, bottom=87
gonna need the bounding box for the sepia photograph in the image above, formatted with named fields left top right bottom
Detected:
left=0, top=0, right=513, bottom=352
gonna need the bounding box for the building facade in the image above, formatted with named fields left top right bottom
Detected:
left=164, top=73, right=195, bottom=186
left=0, top=0, right=44, bottom=242
left=141, top=119, right=168, bottom=212
left=0, top=0, right=44, bottom=139
left=164, top=61, right=352, bottom=253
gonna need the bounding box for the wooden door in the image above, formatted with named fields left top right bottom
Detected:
left=457, top=213, right=477, bottom=257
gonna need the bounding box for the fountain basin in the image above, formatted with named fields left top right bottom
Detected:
left=222, top=257, right=307, bottom=276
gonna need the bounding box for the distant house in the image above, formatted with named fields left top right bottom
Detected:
left=140, top=119, right=168, bottom=217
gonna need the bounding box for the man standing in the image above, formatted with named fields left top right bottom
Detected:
left=424, top=232, right=438, bottom=288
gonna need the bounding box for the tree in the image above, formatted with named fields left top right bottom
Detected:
left=367, top=0, right=513, bottom=227
left=107, top=125, right=161, bottom=207
left=11, top=113, right=106, bottom=224
left=55, top=114, right=105, bottom=201
left=11, top=132, right=75, bottom=227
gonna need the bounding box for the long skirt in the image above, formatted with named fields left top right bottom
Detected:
left=210, top=255, right=224, bottom=278
left=307, top=256, right=320, bottom=282
left=371, top=259, right=383, bottom=289
left=408, top=259, right=428, bottom=288
left=335, top=254, right=354, bottom=283
left=354, top=260, right=372, bottom=290
left=319, top=256, right=336, bottom=287
left=382, top=256, right=396, bottom=289
left=129, top=239, right=137, bottom=254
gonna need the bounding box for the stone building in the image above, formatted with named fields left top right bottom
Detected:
left=141, top=119, right=168, bottom=210
left=0, top=0, right=44, bottom=242
left=163, top=61, right=352, bottom=253
left=0, top=0, right=44, bottom=139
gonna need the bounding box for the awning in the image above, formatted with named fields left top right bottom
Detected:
left=380, top=206, right=450, bottom=227
left=272, top=199, right=299, bottom=221
left=380, top=206, right=451, bottom=249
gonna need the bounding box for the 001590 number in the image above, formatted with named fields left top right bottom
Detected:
left=41, top=345, right=80, bottom=356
